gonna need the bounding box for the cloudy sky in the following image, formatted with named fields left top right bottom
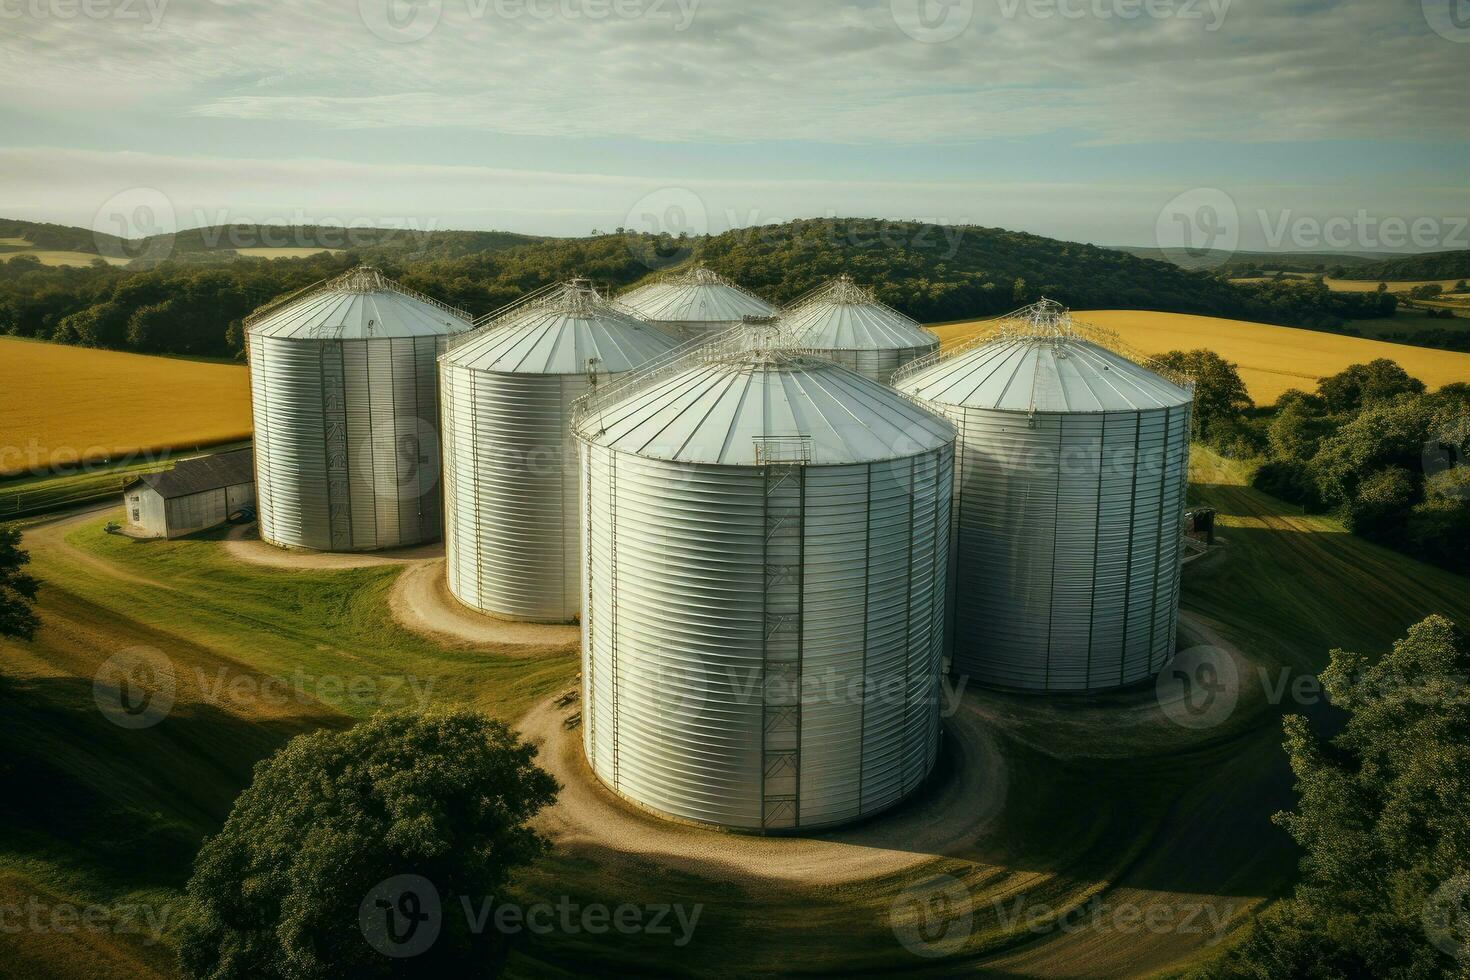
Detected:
left=2, top=0, right=1468, bottom=251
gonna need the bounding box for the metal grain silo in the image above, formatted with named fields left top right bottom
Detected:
left=893, top=300, right=1194, bottom=693
left=617, top=264, right=776, bottom=343
left=572, top=321, right=956, bottom=832
left=438, top=281, right=680, bottom=624
left=247, top=267, right=471, bottom=552
left=782, top=275, right=939, bottom=384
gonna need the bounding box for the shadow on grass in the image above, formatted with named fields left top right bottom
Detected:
left=0, top=671, right=343, bottom=894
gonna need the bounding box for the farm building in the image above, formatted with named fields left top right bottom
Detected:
left=246, top=266, right=472, bottom=552
left=439, top=280, right=679, bottom=624
left=122, top=449, right=255, bottom=539
left=572, top=318, right=956, bottom=832
left=894, top=300, right=1195, bottom=693
left=617, top=265, right=776, bottom=343
left=781, top=275, right=940, bottom=384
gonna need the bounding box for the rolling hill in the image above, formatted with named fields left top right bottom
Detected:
left=0, top=216, right=1442, bottom=363
left=1113, top=246, right=1390, bottom=272
left=0, top=218, right=542, bottom=266
left=1336, top=249, right=1470, bottom=282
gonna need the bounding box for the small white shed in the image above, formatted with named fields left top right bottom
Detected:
left=123, top=450, right=256, bottom=540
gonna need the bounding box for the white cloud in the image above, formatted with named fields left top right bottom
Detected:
left=0, top=0, right=1466, bottom=144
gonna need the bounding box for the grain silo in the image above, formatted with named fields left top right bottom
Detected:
left=247, top=267, right=471, bottom=552
left=438, top=280, right=680, bottom=624
left=617, top=264, right=776, bottom=343
left=572, top=319, right=956, bottom=832
left=893, top=300, right=1194, bottom=693
left=782, top=275, right=939, bottom=384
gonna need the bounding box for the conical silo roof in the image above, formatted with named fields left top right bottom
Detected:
left=575, top=320, right=953, bottom=465
left=618, top=265, right=776, bottom=327
left=442, top=280, right=679, bottom=375
left=895, top=300, right=1192, bottom=414
left=784, top=275, right=938, bottom=353
left=246, top=266, right=471, bottom=340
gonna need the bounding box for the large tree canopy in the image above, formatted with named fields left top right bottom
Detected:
left=1209, top=616, right=1470, bottom=978
left=179, top=711, right=559, bottom=980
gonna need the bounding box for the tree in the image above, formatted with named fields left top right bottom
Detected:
left=1153, top=349, right=1253, bottom=443
left=178, top=712, right=559, bottom=980
left=1209, top=616, right=1470, bottom=978
left=1309, top=396, right=1436, bottom=508
left=1318, top=359, right=1427, bottom=415
left=1344, top=466, right=1416, bottom=542
left=0, top=525, right=39, bottom=641
left=1268, top=391, right=1331, bottom=462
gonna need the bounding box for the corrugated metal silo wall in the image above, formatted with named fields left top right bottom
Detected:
left=945, top=403, right=1192, bottom=691
left=440, top=367, right=585, bottom=623
left=812, top=346, right=940, bottom=386
left=249, top=335, right=448, bottom=552
left=580, top=443, right=954, bottom=832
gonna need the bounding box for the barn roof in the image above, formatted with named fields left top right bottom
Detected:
left=126, top=449, right=255, bottom=500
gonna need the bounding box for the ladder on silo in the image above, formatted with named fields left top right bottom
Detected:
left=756, top=436, right=810, bottom=831
left=318, top=340, right=353, bottom=550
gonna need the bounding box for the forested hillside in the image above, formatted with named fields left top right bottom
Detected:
left=1337, top=249, right=1470, bottom=281
left=0, top=218, right=1412, bottom=360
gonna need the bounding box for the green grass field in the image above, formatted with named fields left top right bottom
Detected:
left=0, top=448, right=1465, bottom=977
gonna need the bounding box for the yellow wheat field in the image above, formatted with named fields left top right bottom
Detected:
left=0, top=338, right=252, bottom=476
left=932, top=310, right=1470, bottom=405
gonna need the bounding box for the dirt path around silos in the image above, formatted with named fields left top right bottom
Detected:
left=19, top=504, right=179, bottom=592
left=222, top=523, right=443, bottom=570
left=518, top=689, right=1009, bottom=888
left=389, top=560, right=580, bottom=652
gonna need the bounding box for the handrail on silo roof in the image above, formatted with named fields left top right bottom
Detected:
left=569, top=313, right=824, bottom=435
left=891, top=298, right=1194, bottom=393
left=242, top=265, right=473, bottom=329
